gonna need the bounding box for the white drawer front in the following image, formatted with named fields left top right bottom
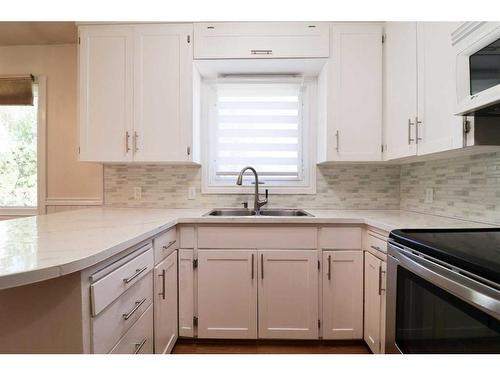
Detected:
left=91, top=247, right=154, bottom=315
left=92, top=271, right=153, bottom=353
left=153, top=227, right=177, bottom=264
left=366, top=231, right=387, bottom=261
left=320, top=227, right=362, bottom=250
left=194, top=22, right=329, bottom=59
left=198, top=226, right=317, bottom=249
left=109, top=305, right=154, bottom=354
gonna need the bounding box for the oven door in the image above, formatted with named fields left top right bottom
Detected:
left=386, top=242, right=500, bottom=354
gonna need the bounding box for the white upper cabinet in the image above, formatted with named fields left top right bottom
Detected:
left=384, top=22, right=463, bottom=160
left=79, top=26, right=134, bottom=162
left=384, top=22, right=418, bottom=160
left=79, top=23, right=196, bottom=163
left=416, top=22, right=463, bottom=155
left=317, top=23, right=383, bottom=162
left=133, top=24, right=193, bottom=162
left=194, top=22, right=329, bottom=59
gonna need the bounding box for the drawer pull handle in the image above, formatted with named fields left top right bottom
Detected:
left=251, top=49, right=272, bottom=55
left=158, top=269, right=166, bottom=300
left=122, top=297, right=147, bottom=320
left=134, top=338, right=147, bottom=354
left=162, top=240, right=176, bottom=250
left=371, top=245, right=384, bottom=253
left=123, top=266, right=148, bottom=284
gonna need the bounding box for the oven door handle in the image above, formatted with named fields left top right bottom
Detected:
left=393, top=246, right=500, bottom=320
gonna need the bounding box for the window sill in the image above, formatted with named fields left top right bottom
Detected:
left=0, top=207, right=38, bottom=217
left=201, top=185, right=316, bottom=195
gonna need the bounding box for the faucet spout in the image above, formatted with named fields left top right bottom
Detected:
left=236, top=166, right=268, bottom=214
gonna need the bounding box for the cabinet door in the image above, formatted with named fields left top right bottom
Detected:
left=322, top=251, right=363, bottom=339
left=178, top=249, right=194, bottom=337
left=364, top=251, right=383, bottom=353
left=328, top=23, right=383, bottom=161
left=79, top=25, right=134, bottom=162
left=416, top=22, right=463, bottom=155
left=384, top=22, right=418, bottom=160
left=133, top=24, right=193, bottom=162
left=258, top=250, right=319, bottom=339
left=154, top=251, right=178, bottom=354
left=197, top=250, right=257, bottom=338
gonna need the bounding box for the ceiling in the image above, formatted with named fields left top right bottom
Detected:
left=0, top=22, right=77, bottom=46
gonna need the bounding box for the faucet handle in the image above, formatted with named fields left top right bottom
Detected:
left=241, top=202, right=248, bottom=209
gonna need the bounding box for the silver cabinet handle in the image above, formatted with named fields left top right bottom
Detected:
left=251, top=253, right=254, bottom=280
left=378, top=266, right=386, bottom=295
left=408, top=119, right=415, bottom=144
left=122, top=297, right=147, bottom=320
left=335, top=130, right=340, bottom=152
left=327, top=255, right=332, bottom=281
left=133, top=131, right=139, bottom=152
left=123, top=266, right=148, bottom=284
left=261, top=253, right=264, bottom=280
left=134, top=338, right=147, bottom=354
left=125, top=131, right=131, bottom=153
left=415, top=116, right=422, bottom=143
left=251, top=49, right=272, bottom=55
left=162, top=240, right=176, bottom=250
left=371, top=245, right=384, bottom=253
left=158, top=269, right=166, bottom=300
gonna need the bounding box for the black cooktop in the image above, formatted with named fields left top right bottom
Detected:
left=389, top=228, right=500, bottom=286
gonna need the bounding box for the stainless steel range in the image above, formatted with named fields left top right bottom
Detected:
left=386, top=229, right=500, bottom=354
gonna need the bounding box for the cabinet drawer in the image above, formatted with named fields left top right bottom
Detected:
left=91, top=247, right=154, bottom=315
left=92, top=271, right=153, bottom=353
left=154, top=227, right=177, bottom=264
left=198, top=226, right=317, bottom=249
left=194, top=22, right=329, bottom=59
left=366, top=231, right=387, bottom=261
left=109, top=304, right=154, bottom=354
left=320, top=227, right=362, bottom=249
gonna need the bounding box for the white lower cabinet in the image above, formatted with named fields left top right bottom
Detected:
left=109, top=305, right=154, bottom=354
left=178, top=249, right=195, bottom=337
left=154, top=251, right=178, bottom=354
left=364, top=251, right=387, bottom=353
left=197, top=250, right=257, bottom=338
left=258, top=250, right=319, bottom=339
left=322, top=251, right=363, bottom=339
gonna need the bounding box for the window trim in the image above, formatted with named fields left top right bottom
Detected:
left=0, top=76, right=46, bottom=218
left=201, top=77, right=317, bottom=195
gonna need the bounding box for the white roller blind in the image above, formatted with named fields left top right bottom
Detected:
left=212, top=81, right=303, bottom=183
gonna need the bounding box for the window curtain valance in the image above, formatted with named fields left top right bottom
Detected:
left=0, top=75, right=34, bottom=105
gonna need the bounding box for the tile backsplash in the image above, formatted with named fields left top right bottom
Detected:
left=104, top=151, right=500, bottom=224
left=400, top=151, right=500, bottom=224
left=104, top=164, right=401, bottom=210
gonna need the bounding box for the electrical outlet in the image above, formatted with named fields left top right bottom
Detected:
left=134, top=187, right=142, bottom=200
left=188, top=186, right=196, bottom=200
left=424, top=188, right=434, bottom=203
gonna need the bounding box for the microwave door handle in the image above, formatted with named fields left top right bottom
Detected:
left=394, top=247, right=500, bottom=320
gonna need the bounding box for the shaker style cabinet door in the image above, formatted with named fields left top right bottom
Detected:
left=258, top=250, right=319, bottom=339
left=415, top=22, right=463, bottom=155
left=384, top=22, right=418, bottom=160
left=154, top=251, right=178, bottom=354
left=178, top=249, right=195, bottom=337
left=364, top=251, right=383, bottom=353
left=79, top=25, right=134, bottom=162
left=197, top=250, right=258, bottom=339
left=133, top=24, right=193, bottom=162
left=327, top=23, right=383, bottom=161
left=322, top=251, right=363, bottom=339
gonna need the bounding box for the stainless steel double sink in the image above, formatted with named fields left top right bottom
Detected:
left=203, top=208, right=314, bottom=217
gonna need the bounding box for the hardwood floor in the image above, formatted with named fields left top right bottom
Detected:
left=172, top=339, right=371, bottom=354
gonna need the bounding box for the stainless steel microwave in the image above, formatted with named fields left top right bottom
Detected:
left=454, top=22, right=500, bottom=115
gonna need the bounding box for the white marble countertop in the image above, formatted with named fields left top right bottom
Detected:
left=0, top=207, right=494, bottom=289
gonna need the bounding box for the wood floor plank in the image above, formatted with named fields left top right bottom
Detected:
left=172, top=339, right=371, bottom=354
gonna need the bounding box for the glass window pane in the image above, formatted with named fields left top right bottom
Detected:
left=0, top=86, right=37, bottom=207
